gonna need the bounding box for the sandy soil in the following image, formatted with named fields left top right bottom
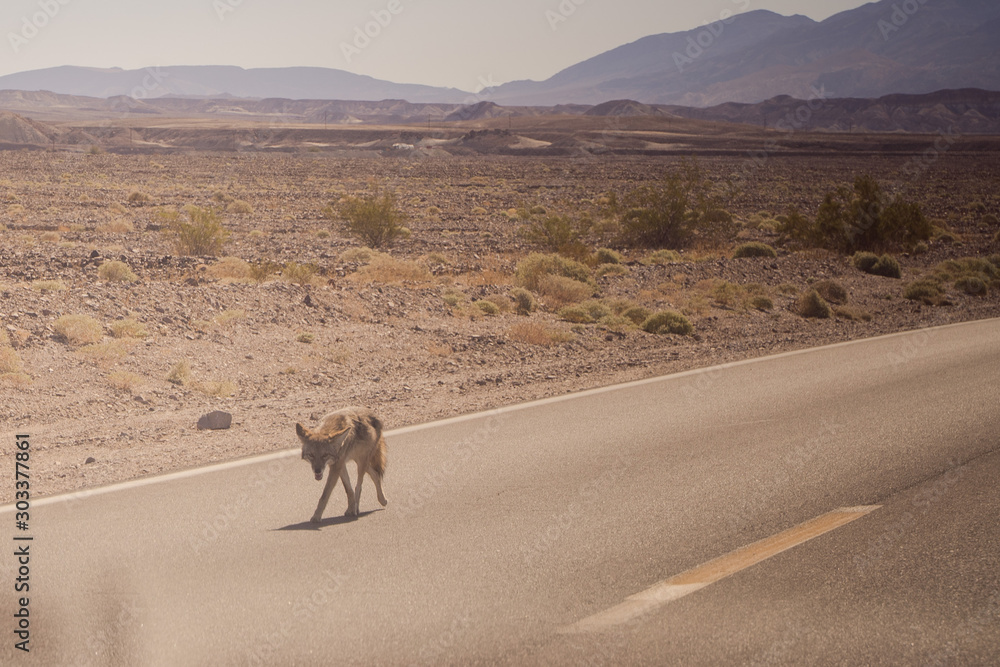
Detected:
left=1, top=150, right=997, bottom=503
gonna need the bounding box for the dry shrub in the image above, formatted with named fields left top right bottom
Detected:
left=166, top=360, right=192, bottom=385
left=110, top=318, right=148, bottom=339
left=40, top=231, right=60, bottom=243
left=32, top=280, right=66, bottom=292
left=194, top=380, right=237, bottom=398
left=339, top=247, right=379, bottom=264
left=209, top=257, right=251, bottom=281
left=226, top=200, right=254, bottom=215
left=427, top=343, right=453, bottom=356
left=98, top=260, right=138, bottom=283
left=107, top=371, right=144, bottom=392
left=76, top=340, right=134, bottom=365
left=127, top=191, right=151, bottom=205
left=506, top=321, right=572, bottom=347
left=0, top=371, right=31, bottom=387
left=515, top=252, right=591, bottom=291
left=354, top=255, right=431, bottom=284
left=536, top=274, right=593, bottom=309
left=214, top=309, right=246, bottom=328
left=97, top=218, right=135, bottom=234
left=0, top=347, right=23, bottom=374
left=54, top=314, right=103, bottom=346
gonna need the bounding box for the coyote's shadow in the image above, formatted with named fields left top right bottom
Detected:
left=276, top=509, right=381, bottom=531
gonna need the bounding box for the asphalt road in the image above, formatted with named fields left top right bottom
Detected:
left=2, top=318, right=998, bottom=665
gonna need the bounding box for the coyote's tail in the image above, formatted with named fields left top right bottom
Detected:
left=371, top=435, right=388, bottom=478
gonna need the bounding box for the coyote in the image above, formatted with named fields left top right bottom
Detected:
left=296, top=407, right=388, bottom=522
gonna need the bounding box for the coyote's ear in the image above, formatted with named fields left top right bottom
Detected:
left=295, top=423, right=307, bottom=438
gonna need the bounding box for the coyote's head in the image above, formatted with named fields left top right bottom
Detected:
left=296, top=422, right=350, bottom=481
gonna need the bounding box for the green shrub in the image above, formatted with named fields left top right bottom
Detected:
left=834, top=306, right=872, bottom=322
left=751, top=295, right=774, bottom=311
left=282, top=262, right=318, bottom=285
left=518, top=215, right=591, bottom=257
left=815, top=174, right=931, bottom=253
left=811, top=280, right=848, bottom=305
left=955, top=276, right=988, bottom=296
left=903, top=278, right=944, bottom=303
left=98, top=260, right=138, bottom=283
left=622, top=305, right=652, bottom=325
left=162, top=206, right=229, bottom=256
left=775, top=206, right=819, bottom=246
left=982, top=213, right=999, bottom=226
left=796, top=290, right=832, bottom=319
left=732, top=242, right=777, bottom=259
left=515, top=253, right=592, bottom=291
left=611, top=161, right=735, bottom=248
left=641, top=310, right=694, bottom=335
left=871, top=255, right=902, bottom=279
left=557, top=305, right=592, bottom=323
left=596, top=263, right=629, bottom=278
left=644, top=249, right=682, bottom=265
left=593, top=248, right=622, bottom=265
left=854, top=252, right=901, bottom=278
left=852, top=252, right=879, bottom=273
left=712, top=281, right=745, bottom=309
left=510, top=288, right=537, bottom=315
left=337, top=191, right=409, bottom=248
left=249, top=260, right=281, bottom=283
left=475, top=300, right=500, bottom=315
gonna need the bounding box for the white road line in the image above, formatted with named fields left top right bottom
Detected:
left=560, top=505, right=881, bottom=634
left=3, top=317, right=990, bottom=512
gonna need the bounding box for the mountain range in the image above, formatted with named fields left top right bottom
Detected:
left=0, top=0, right=997, bottom=107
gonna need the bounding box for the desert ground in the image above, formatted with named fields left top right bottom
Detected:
left=1, top=131, right=998, bottom=503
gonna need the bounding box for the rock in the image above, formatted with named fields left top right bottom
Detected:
left=197, top=411, right=233, bottom=430
left=85, top=457, right=96, bottom=464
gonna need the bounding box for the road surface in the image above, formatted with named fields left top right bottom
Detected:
left=2, top=318, right=998, bottom=665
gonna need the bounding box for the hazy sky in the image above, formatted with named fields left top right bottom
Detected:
left=2, top=0, right=870, bottom=90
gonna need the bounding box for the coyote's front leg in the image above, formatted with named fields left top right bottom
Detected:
left=312, top=460, right=346, bottom=523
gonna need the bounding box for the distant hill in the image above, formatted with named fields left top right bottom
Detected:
left=2, top=89, right=1000, bottom=154
left=0, top=65, right=471, bottom=104
left=666, top=88, right=1000, bottom=134
left=0, top=111, right=53, bottom=144
left=488, top=0, right=1000, bottom=106
left=1, top=0, right=999, bottom=108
